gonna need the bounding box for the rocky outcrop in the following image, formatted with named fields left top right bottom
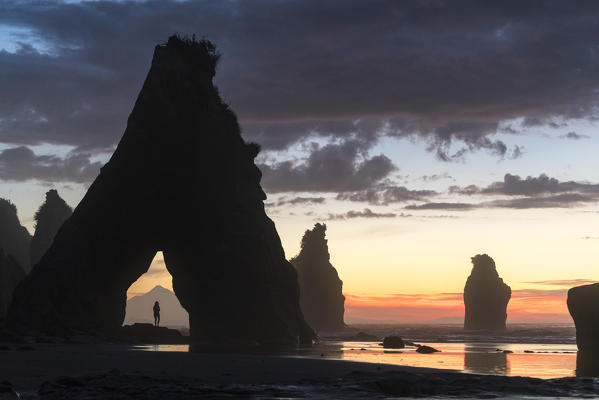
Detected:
left=382, top=336, right=405, bottom=349
left=463, top=254, right=511, bottom=330
left=29, top=190, right=72, bottom=268
left=291, top=223, right=345, bottom=332
left=0, top=199, right=31, bottom=272
left=0, top=250, right=26, bottom=319
left=119, top=323, right=185, bottom=344
left=567, top=283, right=599, bottom=376
left=8, top=35, right=315, bottom=346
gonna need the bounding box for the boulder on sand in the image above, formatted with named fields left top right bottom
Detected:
left=382, top=336, right=405, bottom=349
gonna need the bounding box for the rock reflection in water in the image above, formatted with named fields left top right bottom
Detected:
left=464, top=346, right=508, bottom=375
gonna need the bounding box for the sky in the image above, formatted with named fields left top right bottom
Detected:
left=1, top=0, right=599, bottom=324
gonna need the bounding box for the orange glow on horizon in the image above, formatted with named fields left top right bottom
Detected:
left=344, top=289, right=573, bottom=324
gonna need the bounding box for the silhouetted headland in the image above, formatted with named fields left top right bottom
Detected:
left=8, top=35, right=315, bottom=347
left=0, top=198, right=31, bottom=272
left=0, top=249, right=25, bottom=319
left=291, top=223, right=345, bottom=332
left=567, top=283, right=599, bottom=377
left=30, top=189, right=72, bottom=268
left=463, top=254, right=511, bottom=330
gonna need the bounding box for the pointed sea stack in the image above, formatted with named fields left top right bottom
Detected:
left=463, top=254, right=511, bottom=330
left=0, top=249, right=26, bottom=319
left=291, top=223, right=345, bottom=332
left=0, top=198, right=31, bottom=272
left=9, top=35, right=315, bottom=346
left=567, top=283, right=599, bottom=375
left=30, top=190, right=72, bottom=268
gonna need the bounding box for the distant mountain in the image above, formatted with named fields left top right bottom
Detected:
left=125, top=285, right=189, bottom=328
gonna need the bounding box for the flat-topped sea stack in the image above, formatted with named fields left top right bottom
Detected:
left=291, top=223, right=345, bottom=332
left=0, top=199, right=31, bottom=272
left=463, top=254, right=511, bottom=330
left=30, top=190, right=72, bottom=268
left=0, top=249, right=26, bottom=319
left=8, top=35, right=315, bottom=346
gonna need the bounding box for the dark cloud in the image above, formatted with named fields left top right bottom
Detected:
left=405, top=202, right=476, bottom=211
left=451, top=173, right=599, bottom=196
left=0, top=146, right=101, bottom=183
left=486, top=193, right=595, bottom=209
left=0, top=0, right=598, bottom=158
left=336, top=185, right=436, bottom=205
left=420, top=173, right=453, bottom=182
left=266, top=196, right=326, bottom=207
left=324, top=208, right=409, bottom=220
left=406, top=193, right=596, bottom=210
left=559, top=131, right=590, bottom=140
left=259, top=140, right=396, bottom=193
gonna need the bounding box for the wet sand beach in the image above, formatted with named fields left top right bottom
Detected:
left=1, top=343, right=599, bottom=399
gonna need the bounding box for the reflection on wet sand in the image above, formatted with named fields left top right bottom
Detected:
left=464, top=346, right=508, bottom=375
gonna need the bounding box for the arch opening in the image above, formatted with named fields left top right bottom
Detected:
left=124, top=251, right=189, bottom=330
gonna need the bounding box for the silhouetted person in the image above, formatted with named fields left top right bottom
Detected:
left=153, top=301, right=160, bottom=327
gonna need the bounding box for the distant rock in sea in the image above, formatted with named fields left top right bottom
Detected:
left=125, top=285, right=189, bottom=328
left=30, top=190, right=72, bottom=269
left=463, top=254, right=511, bottom=330
left=0, top=198, right=31, bottom=272
left=0, top=249, right=26, bottom=319
left=8, top=35, right=315, bottom=347
left=291, top=223, right=345, bottom=332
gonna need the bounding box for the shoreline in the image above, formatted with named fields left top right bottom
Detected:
left=2, top=343, right=598, bottom=398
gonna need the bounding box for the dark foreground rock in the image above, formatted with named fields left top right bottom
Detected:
left=0, top=381, right=18, bottom=400
left=8, top=36, right=315, bottom=347
left=463, top=254, right=511, bottom=330
left=35, top=368, right=599, bottom=399
left=118, top=323, right=186, bottom=344
left=382, top=336, right=405, bottom=349
left=29, top=190, right=72, bottom=268
left=291, top=223, right=345, bottom=332
left=416, top=345, right=440, bottom=354
left=0, top=199, right=31, bottom=273
left=0, top=250, right=26, bottom=319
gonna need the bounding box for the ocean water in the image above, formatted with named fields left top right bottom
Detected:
left=133, top=324, right=583, bottom=379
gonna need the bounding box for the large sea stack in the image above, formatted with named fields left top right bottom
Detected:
left=291, top=223, right=345, bottom=331
left=0, top=249, right=26, bottom=319
left=30, top=190, right=72, bottom=268
left=463, top=254, right=511, bottom=330
left=567, top=283, right=599, bottom=376
left=0, top=198, right=31, bottom=272
left=9, top=36, right=315, bottom=346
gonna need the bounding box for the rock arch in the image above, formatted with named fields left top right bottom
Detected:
left=8, top=36, right=315, bottom=346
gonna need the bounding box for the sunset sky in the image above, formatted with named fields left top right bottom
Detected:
left=1, top=0, right=599, bottom=323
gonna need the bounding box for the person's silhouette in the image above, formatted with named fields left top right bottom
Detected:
left=153, top=301, right=160, bottom=327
